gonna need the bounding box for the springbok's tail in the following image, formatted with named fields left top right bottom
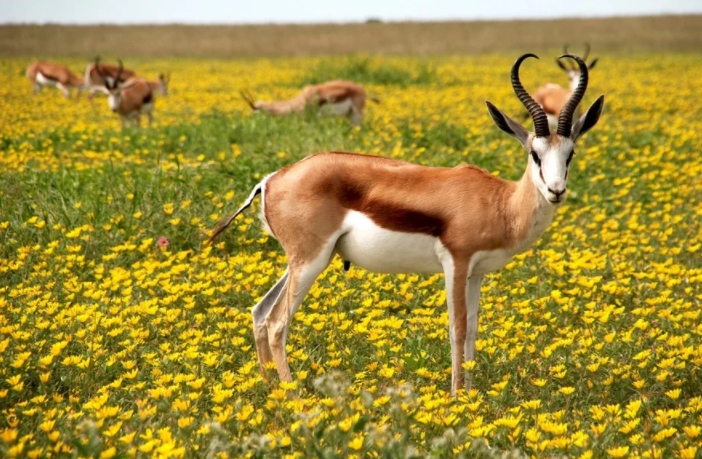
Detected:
left=205, top=180, right=264, bottom=246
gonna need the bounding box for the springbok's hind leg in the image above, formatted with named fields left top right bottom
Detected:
left=265, top=244, right=336, bottom=384
left=251, top=271, right=289, bottom=378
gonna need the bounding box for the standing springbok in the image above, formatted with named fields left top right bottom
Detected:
left=26, top=61, right=85, bottom=99
left=208, top=54, right=604, bottom=395
left=85, top=58, right=137, bottom=100
left=534, top=44, right=599, bottom=128
left=95, top=61, right=155, bottom=127
left=241, top=80, right=377, bottom=126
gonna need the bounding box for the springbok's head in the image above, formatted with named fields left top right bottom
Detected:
left=95, top=58, right=130, bottom=112
left=557, top=43, right=598, bottom=88
left=240, top=90, right=262, bottom=112
left=486, top=53, right=605, bottom=205
left=157, top=73, right=170, bottom=96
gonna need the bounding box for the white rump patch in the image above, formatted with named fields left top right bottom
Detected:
left=36, top=73, right=58, bottom=88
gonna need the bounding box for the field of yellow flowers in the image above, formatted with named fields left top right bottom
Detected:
left=1, top=54, right=701, bottom=458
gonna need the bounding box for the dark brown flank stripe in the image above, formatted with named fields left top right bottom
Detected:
left=338, top=182, right=445, bottom=237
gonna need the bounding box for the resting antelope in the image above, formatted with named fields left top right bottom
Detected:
left=534, top=44, right=599, bottom=128
left=85, top=58, right=136, bottom=100
left=241, top=80, right=377, bottom=126
left=95, top=60, right=154, bottom=127
left=209, top=54, right=604, bottom=395
left=26, top=61, right=85, bottom=98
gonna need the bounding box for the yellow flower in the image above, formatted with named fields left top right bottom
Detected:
left=607, top=445, right=629, bottom=458
left=347, top=434, right=364, bottom=451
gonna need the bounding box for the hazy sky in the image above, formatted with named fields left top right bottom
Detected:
left=1, top=0, right=701, bottom=24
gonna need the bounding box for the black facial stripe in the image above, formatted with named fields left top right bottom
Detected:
left=530, top=151, right=541, bottom=167
left=566, top=150, right=575, bottom=167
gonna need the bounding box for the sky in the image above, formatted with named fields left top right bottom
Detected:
left=1, top=0, right=701, bottom=24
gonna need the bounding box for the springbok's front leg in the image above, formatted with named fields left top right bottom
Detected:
left=442, top=253, right=470, bottom=395
left=57, top=83, right=70, bottom=99
left=464, top=274, right=484, bottom=391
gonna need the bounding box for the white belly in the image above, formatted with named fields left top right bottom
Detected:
left=36, top=73, right=58, bottom=88
left=321, top=98, right=353, bottom=117
left=335, top=211, right=443, bottom=274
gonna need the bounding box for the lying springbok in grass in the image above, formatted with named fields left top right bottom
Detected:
left=85, top=58, right=137, bottom=100
left=208, top=54, right=604, bottom=395
left=534, top=44, right=599, bottom=128
left=95, top=60, right=154, bottom=127
left=241, top=80, right=377, bottom=125
left=26, top=61, right=85, bottom=98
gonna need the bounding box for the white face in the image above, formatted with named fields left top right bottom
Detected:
left=529, top=136, right=575, bottom=205
left=107, top=90, right=121, bottom=112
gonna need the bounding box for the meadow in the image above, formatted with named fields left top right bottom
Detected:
left=0, top=51, right=701, bottom=459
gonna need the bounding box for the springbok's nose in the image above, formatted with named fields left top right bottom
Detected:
left=548, top=187, right=566, bottom=197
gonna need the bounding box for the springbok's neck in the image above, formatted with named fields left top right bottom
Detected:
left=260, top=99, right=302, bottom=115
left=507, top=160, right=556, bottom=250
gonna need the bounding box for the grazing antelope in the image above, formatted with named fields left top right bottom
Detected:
left=534, top=44, right=599, bottom=128
left=241, top=80, right=377, bottom=126
left=95, top=61, right=154, bottom=127
left=26, top=61, right=85, bottom=99
left=85, top=58, right=136, bottom=100
left=208, top=54, right=604, bottom=395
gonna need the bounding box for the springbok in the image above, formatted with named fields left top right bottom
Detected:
left=26, top=61, right=85, bottom=99
left=241, top=80, right=377, bottom=126
left=95, top=61, right=155, bottom=127
left=85, top=58, right=137, bottom=100
left=208, top=54, right=604, bottom=395
left=534, top=44, right=599, bottom=128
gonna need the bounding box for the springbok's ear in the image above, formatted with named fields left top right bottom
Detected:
left=486, top=101, right=530, bottom=147
left=571, top=95, right=605, bottom=141
left=588, top=58, right=599, bottom=70
left=556, top=59, right=570, bottom=72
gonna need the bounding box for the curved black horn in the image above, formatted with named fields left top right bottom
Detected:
left=114, top=59, right=124, bottom=88
left=240, top=90, right=256, bottom=110
left=511, top=53, right=550, bottom=138
left=94, top=57, right=108, bottom=87
left=556, top=53, right=589, bottom=138
left=563, top=44, right=574, bottom=70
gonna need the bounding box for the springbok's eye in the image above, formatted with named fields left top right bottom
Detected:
left=530, top=151, right=541, bottom=167
left=566, top=150, right=575, bottom=167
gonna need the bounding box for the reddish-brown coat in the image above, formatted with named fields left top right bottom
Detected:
left=26, top=61, right=84, bottom=87
left=263, top=151, right=536, bottom=265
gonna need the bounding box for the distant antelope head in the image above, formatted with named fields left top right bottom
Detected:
left=153, top=73, right=170, bottom=97
left=556, top=43, right=598, bottom=92
left=95, top=58, right=126, bottom=112
left=240, top=90, right=261, bottom=112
